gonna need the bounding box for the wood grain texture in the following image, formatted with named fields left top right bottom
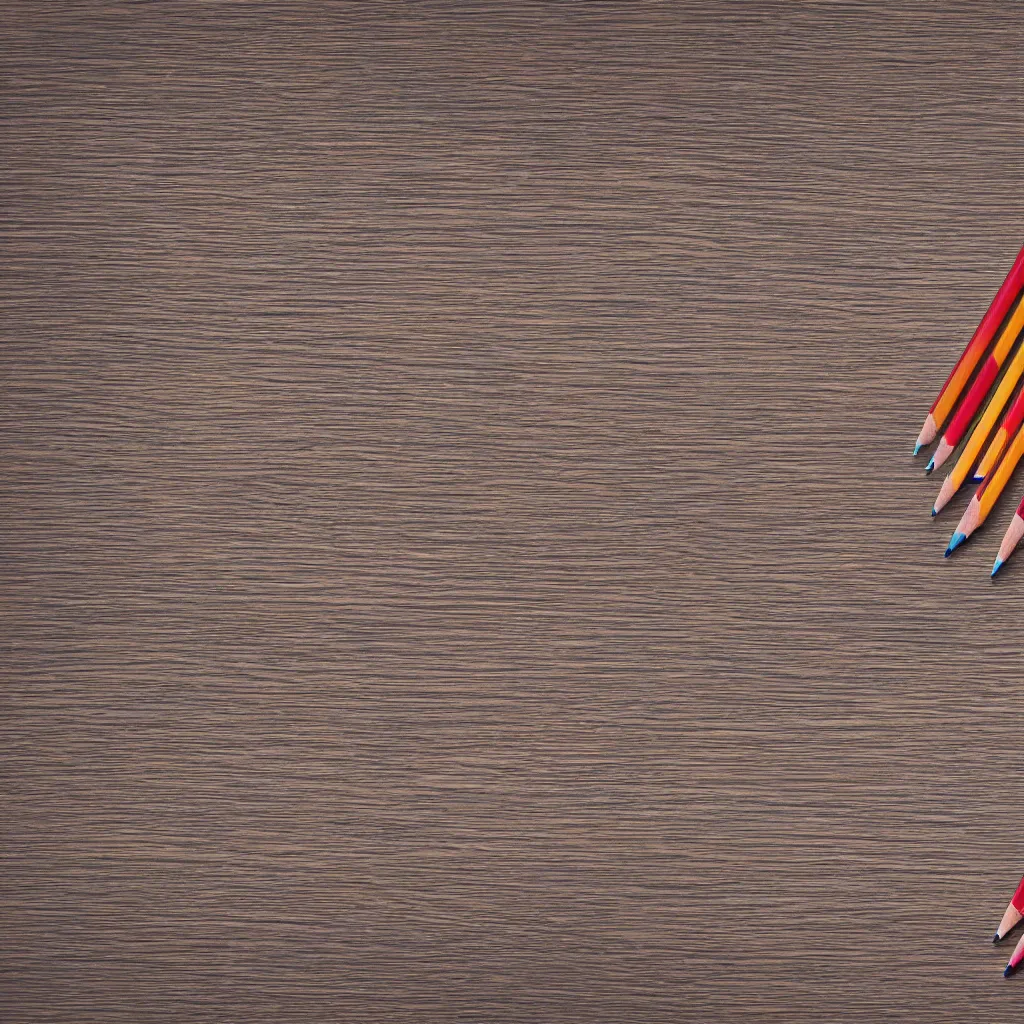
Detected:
left=2, top=2, right=1023, bottom=1020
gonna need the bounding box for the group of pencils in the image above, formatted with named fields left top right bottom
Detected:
left=995, top=874, right=1024, bottom=977
left=914, top=243, right=1024, bottom=574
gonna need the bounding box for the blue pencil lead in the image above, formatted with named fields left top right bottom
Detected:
left=925, top=456, right=935, bottom=475
left=914, top=441, right=923, bottom=457
left=944, top=531, right=967, bottom=557
left=992, top=558, right=1004, bottom=577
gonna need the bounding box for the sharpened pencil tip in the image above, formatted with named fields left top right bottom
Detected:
left=945, top=532, right=967, bottom=557
left=995, top=932, right=1002, bottom=943
left=930, top=507, right=938, bottom=517
left=913, top=442, right=923, bottom=457
left=992, top=558, right=1004, bottom=577
left=1005, top=964, right=1016, bottom=978
left=925, top=457, right=935, bottom=475
left=972, top=474, right=985, bottom=484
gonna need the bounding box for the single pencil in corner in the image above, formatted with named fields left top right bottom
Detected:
left=915, top=244, right=1024, bottom=454
left=992, top=494, right=1024, bottom=577
left=994, top=874, right=1024, bottom=941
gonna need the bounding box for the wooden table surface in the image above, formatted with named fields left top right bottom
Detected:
left=3, top=3, right=1022, bottom=1021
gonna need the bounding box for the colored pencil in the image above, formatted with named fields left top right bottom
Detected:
left=1005, top=931, right=1024, bottom=978
left=915, top=244, right=1024, bottom=455
left=973, top=374, right=1024, bottom=483
left=945, top=419, right=1024, bottom=556
left=931, top=333, right=1024, bottom=514
left=994, top=874, right=1024, bottom=942
left=992, top=492, right=1024, bottom=577
left=926, top=298, right=1024, bottom=475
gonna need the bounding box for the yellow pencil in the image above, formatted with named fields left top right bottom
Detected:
left=974, top=400, right=1023, bottom=483
left=946, top=420, right=1024, bottom=556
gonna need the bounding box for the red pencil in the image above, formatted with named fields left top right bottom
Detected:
left=995, top=874, right=1024, bottom=942
left=914, top=245, right=1024, bottom=455
left=1005, top=932, right=1024, bottom=978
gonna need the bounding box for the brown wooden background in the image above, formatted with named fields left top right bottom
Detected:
left=3, top=2, right=1023, bottom=1021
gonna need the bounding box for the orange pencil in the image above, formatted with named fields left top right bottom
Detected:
left=915, top=244, right=1024, bottom=455
left=946, top=419, right=1024, bottom=556
left=974, top=372, right=1024, bottom=483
